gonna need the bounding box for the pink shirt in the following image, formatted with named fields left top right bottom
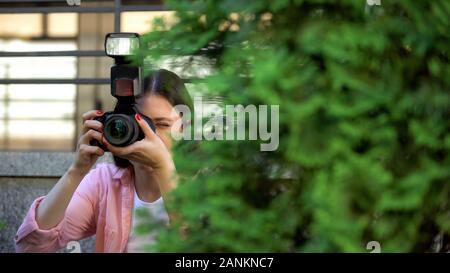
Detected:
left=14, top=163, right=137, bottom=253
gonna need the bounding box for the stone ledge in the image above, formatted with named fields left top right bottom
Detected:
left=0, top=152, right=114, bottom=177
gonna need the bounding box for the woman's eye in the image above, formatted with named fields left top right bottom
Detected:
left=156, top=123, right=170, bottom=128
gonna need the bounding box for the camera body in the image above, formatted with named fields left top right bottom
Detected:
left=90, top=32, right=156, bottom=151
left=91, top=107, right=155, bottom=151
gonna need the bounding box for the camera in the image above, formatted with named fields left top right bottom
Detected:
left=90, top=33, right=156, bottom=150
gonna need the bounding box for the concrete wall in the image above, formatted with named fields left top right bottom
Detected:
left=0, top=152, right=113, bottom=253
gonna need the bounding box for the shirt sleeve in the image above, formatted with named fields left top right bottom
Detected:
left=133, top=192, right=170, bottom=225
left=14, top=168, right=99, bottom=253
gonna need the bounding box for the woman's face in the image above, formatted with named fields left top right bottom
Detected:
left=137, top=94, right=181, bottom=150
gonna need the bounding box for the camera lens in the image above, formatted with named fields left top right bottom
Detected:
left=109, top=119, right=128, bottom=140
left=104, top=114, right=138, bottom=146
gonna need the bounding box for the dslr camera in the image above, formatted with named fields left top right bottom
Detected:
left=91, top=33, right=155, bottom=150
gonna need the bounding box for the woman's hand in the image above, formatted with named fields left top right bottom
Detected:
left=70, top=110, right=105, bottom=176
left=103, top=113, right=177, bottom=195
left=104, top=113, right=173, bottom=170
left=35, top=110, right=105, bottom=230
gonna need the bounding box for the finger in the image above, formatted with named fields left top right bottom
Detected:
left=134, top=113, right=157, bottom=140
left=80, top=129, right=103, bottom=145
left=102, top=137, right=134, bottom=157
left=82, top=110, right=103, bottom=122
left=82, top=119, right=103, bottom=134
left=79, top=144, right=104, bottom=157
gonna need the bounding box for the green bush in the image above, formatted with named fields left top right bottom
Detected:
left=138, top=0, right=450, bottom=252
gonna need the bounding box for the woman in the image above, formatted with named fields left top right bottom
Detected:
left=14, top=69, right=193, bottom=253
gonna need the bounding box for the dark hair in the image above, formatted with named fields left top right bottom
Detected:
left=113, top=69, right=193, bottom=169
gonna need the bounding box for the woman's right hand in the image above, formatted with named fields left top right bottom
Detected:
left=34, top=110, right=105, bottom=230
left=70, top=110, right=105, bottom=176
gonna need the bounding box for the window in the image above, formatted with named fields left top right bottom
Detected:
left=0, top=39, right=77, bottom=150
left=121, top=11, right=176, bottom=33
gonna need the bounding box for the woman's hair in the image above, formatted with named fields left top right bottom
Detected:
left=113, top=69, right=193, bottom=169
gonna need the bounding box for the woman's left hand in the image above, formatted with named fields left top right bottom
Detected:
left=103, top=113, right=175, bottom=173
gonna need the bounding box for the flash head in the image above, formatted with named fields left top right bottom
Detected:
left=105, top=32, right=140, bottom=57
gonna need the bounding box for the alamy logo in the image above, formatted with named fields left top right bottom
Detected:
left=171, top=96, right=280, bottom=152
left=366, top=0, right=381, bottom=6
left=366, top=241, right=381, bottom=253
left=66, top=241, right=82, bottom=253
left=66, top=0, right=81, bottom=6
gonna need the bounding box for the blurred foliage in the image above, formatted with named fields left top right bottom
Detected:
left=137, top=0, right=450, bottom=252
